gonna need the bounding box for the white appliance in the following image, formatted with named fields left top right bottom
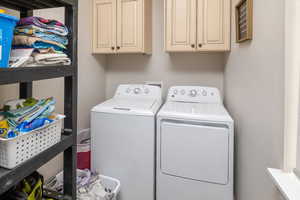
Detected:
left=91, top=84, right=162, bottom=200
left=156, top=86, right=234, bottom=200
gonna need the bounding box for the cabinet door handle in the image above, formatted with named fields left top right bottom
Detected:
left=191, top=44, right=195, bottom=48
left=111, top=47, right=115, bottom=50
left=117, top=46, right=120, bottom=50
left=198, top=44, right=202, bottom=48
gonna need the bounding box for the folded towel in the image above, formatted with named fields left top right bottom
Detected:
left=15, top=28, right=68, bottom=45
left=27, top=53, right=71, bottom=66
left=16, top=24, right=68, bottom=36
left=13, top=35, right=66, bottom=49
left=13, top=35, right=66, bottom=52
left=6, top=97, right=56, bottom=125
left=18, top=17, right=68, bottom=36
left=36, top=47, right=64, bottom=54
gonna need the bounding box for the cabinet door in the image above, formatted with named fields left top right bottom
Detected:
left=165, top=0, right=197, bottom=52
left=93, top=0, right=117, bottom=53
left=116, top=0, right=143, bottom=53
left=197, top=0, right=230, bottom=51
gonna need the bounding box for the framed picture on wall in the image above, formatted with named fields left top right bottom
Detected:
left=235, top=0, right=253, bottom=43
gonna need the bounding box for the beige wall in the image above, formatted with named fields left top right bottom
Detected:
left=224, top=0, right=284, bottom=200
left=77, top=0, right=106, bottom=130
left=284, top=0, right=300, bottom=173
left=286, top=0, right=300, bottom=175
left=105, top=0, right=225, bottom=99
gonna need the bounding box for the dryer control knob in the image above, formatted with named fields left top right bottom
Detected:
left=190, top=89, right=197, bottom=97
left=134, top=88, right=141, bottom=94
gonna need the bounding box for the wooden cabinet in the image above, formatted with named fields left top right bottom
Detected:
left=93, top=0, right=116, bottom=53
left=165, top=0, right=197, bottom=51
left=93, top=0, right=152, bottom=54
left=165, top=0, right=230, bottom=52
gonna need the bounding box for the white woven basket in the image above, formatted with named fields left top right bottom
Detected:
left=0, top=114, right=65, bottom=169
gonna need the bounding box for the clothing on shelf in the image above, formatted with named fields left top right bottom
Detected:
left=45, top=169, right=119, bottom=200
left=13, top=35, right=66, bottom=52
left=0, top=97, right=56, bottom=139
left=15, top=27, right=68, bottom=45
left=36, top=47, right=63, bottom=54
left=18, top=17, right=68, bottom=36
left=27, top=53, right=71, bottom=66
left=10, top=16, right=71, bottom=67
left=9, top=48, right=34, bottom=68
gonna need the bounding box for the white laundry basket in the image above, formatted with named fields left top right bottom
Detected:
left=99, top=175, right=121, bottom=200
left=0, top=114, right=65, bottom=169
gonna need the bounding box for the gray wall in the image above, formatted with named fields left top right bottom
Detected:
left=105, top=0, right=225, bottom=99
left=224, top=0, right=284, bottom=199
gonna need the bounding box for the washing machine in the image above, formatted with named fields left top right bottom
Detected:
left=91, top=84, right=162, bottom=200
left=157, top=86, right=234, bottom=200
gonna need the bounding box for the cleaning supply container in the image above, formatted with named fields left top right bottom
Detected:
left=0, top=13, right=19, bottom=68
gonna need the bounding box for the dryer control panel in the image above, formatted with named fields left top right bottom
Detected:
left=167, top=86, right=222, bottom=104
left=114, top=84, right=162, bottom=100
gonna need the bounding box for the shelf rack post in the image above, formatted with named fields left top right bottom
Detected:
left=64, top=0, right=78, bottom=199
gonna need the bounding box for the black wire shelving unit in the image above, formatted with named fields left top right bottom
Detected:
left=0, top=0, right=78, bottom=199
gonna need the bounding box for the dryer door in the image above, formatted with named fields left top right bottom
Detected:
left=160, top=121, right=229, bottom=185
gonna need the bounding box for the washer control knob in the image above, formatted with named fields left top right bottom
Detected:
left=126, top=88, right=131, bottom=93
left=144, top=88, right=150, bottom=94
left=173, top=89, right=178, bottom=95
left=190, top=89, right=197, bottom=97
left=134, top=88, right=141, bottom=94
left=180, top=89, right=186, bottom=95
left=202, top=90, right=207, bottom=96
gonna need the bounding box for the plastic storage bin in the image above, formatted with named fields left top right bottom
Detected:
left=0, top=115, right=65, bottom=169
left=0, top=13, right=19, bottom=68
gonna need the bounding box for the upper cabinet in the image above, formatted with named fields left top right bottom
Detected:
left=93, top=0, right=152, bottom=54
left=93, top=0, right=117, bottom=53
left=165, top=0, right=197, bottom=52
left=165, top=0, right=230, bottom=52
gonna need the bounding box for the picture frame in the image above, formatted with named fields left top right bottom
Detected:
left=235, top=0, right=253, bottom=43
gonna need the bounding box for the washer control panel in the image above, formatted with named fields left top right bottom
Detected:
left=167, top=86, right=222, bottom=104
left=115, top=84, right=162, bottom=100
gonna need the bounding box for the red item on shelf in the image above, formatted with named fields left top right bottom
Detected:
left=77, top=138, right=91, bottom=170
left=77, top=150, right=91, bottom=170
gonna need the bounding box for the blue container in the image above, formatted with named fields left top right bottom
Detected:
left=0, top=13, right=19, bottom=68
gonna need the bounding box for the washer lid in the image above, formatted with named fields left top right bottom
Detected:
left=158, top=102, right=233, bottom=122
left=92, top=98, right=161, bottom=116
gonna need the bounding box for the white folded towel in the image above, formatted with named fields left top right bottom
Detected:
left=27, top=53, right=71, bottom=66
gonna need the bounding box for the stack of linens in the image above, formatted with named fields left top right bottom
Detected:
left=0, top=97, right=57, bottom=139
left=12, top=16, right=71, bottom=66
